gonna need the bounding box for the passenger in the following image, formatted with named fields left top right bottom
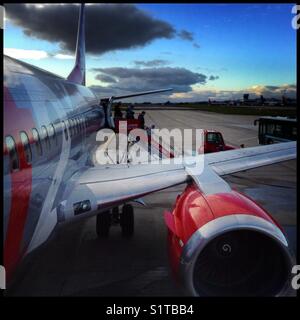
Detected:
left=138, top=111, right=146, bottom=129
left=126, top=105, right=135, bottom=119
left=146, top=124, right=155, bottom=136
left=114, top=103, right=123, bottom=120
left=146, top=124, right=155, bottom=153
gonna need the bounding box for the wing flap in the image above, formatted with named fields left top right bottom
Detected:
left=205, top=141, right=296, bottom=176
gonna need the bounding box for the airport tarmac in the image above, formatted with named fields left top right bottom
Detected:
left=7, top=109, right=297, bottom=297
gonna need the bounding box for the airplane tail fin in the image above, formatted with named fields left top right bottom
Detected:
left=67, top=3, right=86, bottom=86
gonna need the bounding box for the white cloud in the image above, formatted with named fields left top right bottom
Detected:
left=169, top=84, right=296, bottom=102
left=4, top=48, right=49, bottom=60
left=54, top=53, right=74, bottom=59
left=4, top=48, right=76, bottom=61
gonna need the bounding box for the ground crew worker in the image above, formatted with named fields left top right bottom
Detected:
left=138, top=111, right=146, bottom=129
left=126, top=105, right=135, bottom=119
left=146, top=124, right=155, bottom=136
left=114, top=103, right=123, bottom=120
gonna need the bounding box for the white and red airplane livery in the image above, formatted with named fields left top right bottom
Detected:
left=3, top=4, right=296, bottom=296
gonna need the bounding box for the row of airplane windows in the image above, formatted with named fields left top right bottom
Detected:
left=5, top=116, right=87, bottom=172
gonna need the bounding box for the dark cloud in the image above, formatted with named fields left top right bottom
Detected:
left=264, top=85, right=281, bottom=91
left=89, top=85, right=122, bottom=97
left=90, top=67, right=207, bottom=100
left=209, top=75, right=220, bottom=81
left=177, top=30, right=199, bottom=48
left=92, top=67, right=206, bottom=90
left=134, top=59, right=169, bottom=67
left=95, top=74, right=117, bottom=83
left=178, top=30, right=194, bottom=41
left=5, top=4, right=176, bottom=55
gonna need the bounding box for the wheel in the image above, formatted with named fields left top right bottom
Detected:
left=121, top=204, right=134, bottom=237
left=96, top=210, right=111, bottom=238
left=112, top=206, right=120, bottom=224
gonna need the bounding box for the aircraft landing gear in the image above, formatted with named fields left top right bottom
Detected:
left=121, top=204, right=134, bottom=238
left=96, top=204, right=135, bottom=238
left=96, top=210, right=111, bottom=238
left=112, top=206, right=120, bottom=224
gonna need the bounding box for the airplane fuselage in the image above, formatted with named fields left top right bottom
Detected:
left=3, top=55, right=106, bottom=279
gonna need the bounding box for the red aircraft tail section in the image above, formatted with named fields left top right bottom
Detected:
left=67, top=3, right=86, bottom=86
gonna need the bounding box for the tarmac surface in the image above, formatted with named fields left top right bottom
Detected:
left=7, top=109, right=297, bottom=297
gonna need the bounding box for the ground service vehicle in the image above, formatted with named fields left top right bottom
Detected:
left=254, top=116, right=297, bottom=145
left=198, top=130, right=236, bottom=154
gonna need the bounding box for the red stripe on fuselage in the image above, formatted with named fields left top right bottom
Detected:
left=4, top=87, right=35, bottom=280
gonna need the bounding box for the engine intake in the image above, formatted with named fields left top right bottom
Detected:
left=180, top=214, right=293, bottom=297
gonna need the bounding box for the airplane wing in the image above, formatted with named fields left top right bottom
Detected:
left=204, top=141, right=296, bottom=176
left=100, top=88, right=173, bottom=102
left=58, top=141, right=296, bottom=222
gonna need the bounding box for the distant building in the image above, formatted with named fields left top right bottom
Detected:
left=243, top=94, right=249, bottom=101
left=282, top=95, right=287, bottom=106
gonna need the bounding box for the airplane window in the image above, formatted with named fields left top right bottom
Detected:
left=48, top=124, right=54, bottom=139
left=73, top=119, right=76, bottom=136
left=20, top=131, right=32, bottom=164
left=62, top=121, right=68, bottom=140
left=76, top=118, right=80, bottom=133
left=75, top=118, right=79, bottom=132
left=72, top=119, right=76, bottom=136
left=77, top=118, right=80, bottom=131
left=41, top=125, right=51, bottom=150
left=70, top=119, right=74, bottom=137
left=75, top=118, right=79, bottom=133
left=53, top=124, right=58, bottom=145
left=73, top=119, right=77, bottom=135
left=67, top=119, right=72, bottom=137
left=31, top=128, right=43, bottom=156
left=5, top=136, right=19, bottom=172
left=74, top=118, right=78, bottom=135
left=48, top=124, right=57, bottom=145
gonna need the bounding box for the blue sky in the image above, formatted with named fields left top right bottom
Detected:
left=136, top=4, right=296, bottom=88
left=4, top=3, right=297, bottom=101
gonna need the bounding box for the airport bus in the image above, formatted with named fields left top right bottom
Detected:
left=254, top=116, right=297, bottom=145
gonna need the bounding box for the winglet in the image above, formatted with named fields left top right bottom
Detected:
left=67, top=3, right=86, bottom=86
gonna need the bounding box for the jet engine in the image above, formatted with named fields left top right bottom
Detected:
left=164, top=183, right=293, bottom=296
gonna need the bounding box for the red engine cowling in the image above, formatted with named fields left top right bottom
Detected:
left=164, top=183, right=293, bottom=296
